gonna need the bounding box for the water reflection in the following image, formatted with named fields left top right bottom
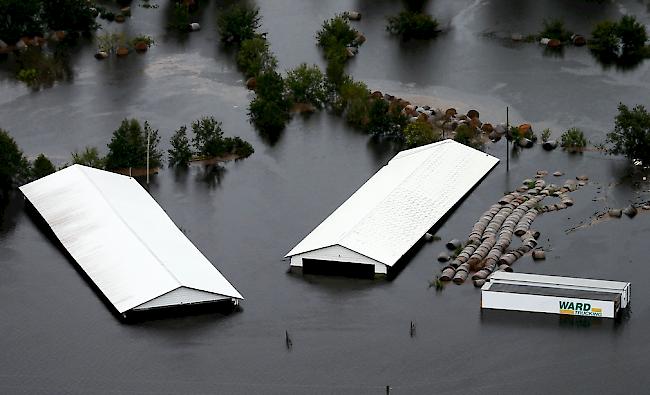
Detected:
left=195, top=163, right=228, bottom=187
left=480, top=309, right=630, bottom=331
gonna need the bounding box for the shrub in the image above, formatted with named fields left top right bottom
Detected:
left=168, top=125, right=193, bottom=167
left=31, top=153, right=56, bottom=179
left=617, top=15, right=648, bottom=53
left=403, top=120, right=441, bottom=148
left=105, top=119, right=162, bottom=170
left=41, top=0, right=97, bottom=33
left=224, top=136, right=254, bottom=158
left=0, top=0, right=42, bottom=44
left=285, top=63, right=327, bottom=109
left=168, top=3, right=190, bottom=31
left=130, top=35, right=155, bottom=48
left=191, top=116, right=227, bottom=158
left=316, top=15, right=358, bottom=50
left=560, top=127, right=587, bottom=151
left=365, top=98, right=408, bottom=137
left=0, top=128, right=31, bottom=193
left=249, top=70, right=291, bottom=132
left=541, top=128, right=552, bottom=143
left=606, top=103, right=650, bottom=165
left=71, top=147, right=104, bottom=168
left=454, top=124, right=483, bottom=149
left=591, top=21, right=620, bottom=54
left=386, top=11, right=439, bottom=40
left=337, top=78, right=370, bottom=128
left=15, top=47, right=70, bottom=89
left=237, top=36, right=277, bottom=78
left=217, top=4, right=261, bottom=44
left=539, top=19, right=572, bottom=42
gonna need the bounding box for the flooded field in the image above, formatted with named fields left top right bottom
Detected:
left=1, top=1, right=649, bottom=393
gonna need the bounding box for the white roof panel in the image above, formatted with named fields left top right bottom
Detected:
left=286, top=140, right=499, bottom=266
left=488, top=271, right=629, bottom=291
left=20, top=165, right=242, bottom=313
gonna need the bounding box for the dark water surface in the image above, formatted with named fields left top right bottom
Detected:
left=1, top=1, right=650, bottom=393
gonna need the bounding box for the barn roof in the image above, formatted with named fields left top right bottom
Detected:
left=20, top=165, right=242, bottom=313
left=286, top=140, right=499, bottom=266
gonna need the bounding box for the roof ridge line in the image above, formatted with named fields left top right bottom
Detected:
left=75, top=165, right=184, bottom=291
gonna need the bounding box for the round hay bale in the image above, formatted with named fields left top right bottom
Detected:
left=246, top=77, right=257, bottom=90
left=542, top=140, right=558, bottom=151
left=116, top=47, right=129, bottom=56
left=452, top=270, right=468, bottom=284
left=345, top=11, right=362, bottom=20
left=553, top=171, right=563, bottom=176
left=481, top=123, right=494, bottom=133
left=499, top=264, right=513, bottom=272
left=446, top=239, right=462, bottom=250
left=608, top=208, right=622, bottom=218
left=518, top=138, right=533, bottom=148
left=115, top=14, right=126, bottom=23
left=424, top=233, right=434, bottom=242
left=576, top=175, right=589, bottom=181
left=354, top=32, right=366, bottom=45
left=445, top=108, right=457, bottom=118
left=134, top=41, right=148, bottom=52
left=547, top=39, right=561, bottom=48
left=440, top=267, right=456, bottom=281
left=467, top=109, right=480, bottom=119
left=532, top=250, right=546, bottom=260
left=572, top=34, right=586, bottom=46
left=437, top=252, right=450, bottom=262
left=473, top=279, right=486, bottom=288
left=623, top=205, right=638, bottom=218
left=518, top=123, right=532, bottom=137
left=94, top=51, right=109, bottom=60
left=540, top=38, right=550, bottom=45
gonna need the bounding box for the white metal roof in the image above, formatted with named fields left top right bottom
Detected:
left=286, top=140, right=499, bottom=266
left=20, top=165, right=243, bottom=313
left=488, top=271, right=629, bottom=291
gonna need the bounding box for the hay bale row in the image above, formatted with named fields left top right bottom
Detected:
left=514, top=208, right=538, bottom=236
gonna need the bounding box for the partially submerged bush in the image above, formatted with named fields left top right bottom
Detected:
left=31, top=153, right=56, bottom=180
left=217, top=4, right=261, bottom=44
left=0, top=128, right=31, bottom=194
left=15, top=47, right=70, bottom=89
left=560, top=127, right=587, bottom=151
left=454, top=124, right=483, bottom=149
left=168, top=126, right=193, bottom=167
left=249, top=70, right=291, bottom=133
left=541, top=128, right=552, bottom=143
left=590, top=15, right=649, bottom=60
left=337, top=78, right=371, bottom=128
left=105, top=119, right=162, bottom=170
left=606, top=103, right=650, bottom=165
left=365, top=98, right=408, bottom=138
left=237, top=36, right=277, bottom=78
left=168, top=3, right=190, bottom=32
left=539, top=19, right=572, bottom=42
left=386, top=11, right=439, bottom=40
left=71, top=147, right=104, bottom=168
left=403, top=120, right=441, bottom=148
left=285, top=63, right=327, bottom=109
left=191, top=116, right=227, bottom=158
left=316, top=15, right=360, bottom=88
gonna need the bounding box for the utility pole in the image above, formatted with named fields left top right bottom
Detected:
left=506, top=106, right=510, bottom=172
left=146, top=127, right=150, bottom=185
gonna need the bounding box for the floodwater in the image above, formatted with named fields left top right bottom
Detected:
left=1, top=0, right=650, bottom=393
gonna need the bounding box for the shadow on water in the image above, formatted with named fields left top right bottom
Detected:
left=480, top=307, right=631, bottom=331
left=0, top=191, right=23, bottom=237
left=590, top=49, right=647, bottom=72
left=195, top=163, right=228, bottom=187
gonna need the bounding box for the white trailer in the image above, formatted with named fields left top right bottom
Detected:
left=481, top=272, right=630, bottom=319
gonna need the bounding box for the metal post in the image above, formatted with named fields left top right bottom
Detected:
left=146, top=127, right=150, bottom=185
left=506, top=106, right=509, bottom=172
left=386, top=385, right=391, bottom=395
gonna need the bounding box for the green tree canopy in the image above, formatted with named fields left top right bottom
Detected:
left=191, top=117, right=226, bottom=158
left=168, top=125, right=193, bottom=167
left=0, top=128, right=31, bottom=194
left=71, top=146, right=104, bottom=169
left=386, top=11, right=439, bottom=40
left=105, top=119, right=162, bottom=170
left=217, top=4, right=261, bottom=44
left=403, top=120, right=441, bottom=148
left=285, top=63, right=327, bottom=109
left=236, top=36, right=277, bottom=78
left=606, top=103, right=650, bottom=165
left=31, top=153, right=55, bottom=179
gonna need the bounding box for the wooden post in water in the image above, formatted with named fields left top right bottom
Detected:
left=506, top=106, right=510, bottom=172
left=386, top=385, right=391, bottom=395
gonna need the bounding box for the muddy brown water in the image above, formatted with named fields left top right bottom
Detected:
left=1, top=1, right=650, bottom=393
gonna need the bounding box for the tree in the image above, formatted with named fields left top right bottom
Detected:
left=236, top=36, right=277, bottom=78
left=248, top=70, right=290, bottom=133
left=217, top=4, right=261, bottom=44
left=285, top=63, right=327, bottom=109
left=617, top=15, right=647, bottom=53
left=606, top=103, right=650, bottom=165
left=105, top=119, right=162, bottom=170
left=0, top=0, right=43, bottom=44
left=316, top=15, right=358, bottom=50
left=71, top=146, right=104, bottom=168
left=403, top=120, right=441, bottom=148
left=365, top=98, right=408, bottom=137
left=168, top=125, right=193, bottom=167
left=0, top=129, right=31, bottom=194
left=539, top=19, right=572, bottom=42
left=191, top=117, right=226, bottom=158
left=386, top=11, right=439, bottom=40
left=560, top=127, right=587, bottom=151
left=336, top=78, right=370, bottom=128
left=41, top=0, right=96, bottom=33
left=31, top=153, right=55, bottom=179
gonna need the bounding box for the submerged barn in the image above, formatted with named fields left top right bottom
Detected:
left=286, top=140, right=499, bottom=277
left=20, top=165, right=243, bottom=317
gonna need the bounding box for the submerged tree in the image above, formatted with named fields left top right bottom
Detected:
left=217, top=4, right=261, bottom=44
left=0, top=128, right=31, bottom=195
left=248, top=70, right=291, bottom=133
left=606, top=103, right=650, bottom=165
left=71, top=146, right=104, bottom=169
left=191, top=117, right=226, bottom=158
left=285, top=63, right=327, bottom=109
left=105, top=119, right=162, bottom=170
left=168, top=125, right=193, bottom=167
left=31, top=153, right=56, bottom=179
left=236, top=36, right=277, bottom=78
left=403, top=120, right=441, bottom=148
left=387, top=11, right=439, bottom=40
